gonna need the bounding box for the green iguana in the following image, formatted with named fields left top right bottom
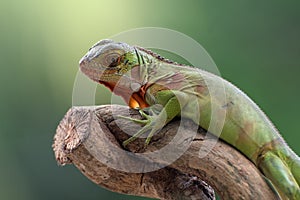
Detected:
left=79, top=39, right=300, bottom=199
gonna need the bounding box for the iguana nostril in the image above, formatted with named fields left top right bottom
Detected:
left=79, top=56, right=87, bottom=67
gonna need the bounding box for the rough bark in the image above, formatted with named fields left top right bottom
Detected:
left=53, top=105, right=278, bottom=200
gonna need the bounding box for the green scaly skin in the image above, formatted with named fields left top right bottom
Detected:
left=79, top=39, right=300, bottom=199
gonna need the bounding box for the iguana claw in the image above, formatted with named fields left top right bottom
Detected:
left=117, top=109, right=163, bottom=146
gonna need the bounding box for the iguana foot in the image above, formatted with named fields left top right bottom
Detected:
left=117, top=107, right=165, bottom=147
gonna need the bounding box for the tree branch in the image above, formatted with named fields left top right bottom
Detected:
left=52, top=105, right=277, bottom=200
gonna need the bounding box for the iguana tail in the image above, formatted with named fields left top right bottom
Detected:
left=258, top=143, right=300, bottom=200
left=290, top=154, right=300, bottom=188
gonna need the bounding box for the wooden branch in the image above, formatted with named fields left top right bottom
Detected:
left=53, top=105, right=278, bottom=200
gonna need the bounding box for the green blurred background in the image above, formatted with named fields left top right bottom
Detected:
left=0, top=0, right=299, bottom=199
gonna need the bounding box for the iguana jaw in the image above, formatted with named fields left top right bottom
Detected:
left=80, top=59, right=135, bottom=98
left=79, top=58, right=121, bottom=82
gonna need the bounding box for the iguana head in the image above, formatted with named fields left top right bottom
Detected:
left=80, top=39, right=155, bottom=108
left=79, top=39, right=148, bottom=83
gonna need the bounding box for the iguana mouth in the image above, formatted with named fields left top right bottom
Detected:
left=80, top=61, right=110, bottom=82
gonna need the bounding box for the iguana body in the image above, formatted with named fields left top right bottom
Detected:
left=79, top=39, right=300, bottom=199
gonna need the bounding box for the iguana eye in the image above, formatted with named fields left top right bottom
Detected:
left=103, top=52, right=121, bottom=67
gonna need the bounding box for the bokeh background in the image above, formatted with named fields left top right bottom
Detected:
left=1, top=1, right=299, bottom=199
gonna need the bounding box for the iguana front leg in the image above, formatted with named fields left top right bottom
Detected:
left=120, top=90, right=189, bottom=146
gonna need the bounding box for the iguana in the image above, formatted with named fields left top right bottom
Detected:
left=79, top=39, right=300, bottom=199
